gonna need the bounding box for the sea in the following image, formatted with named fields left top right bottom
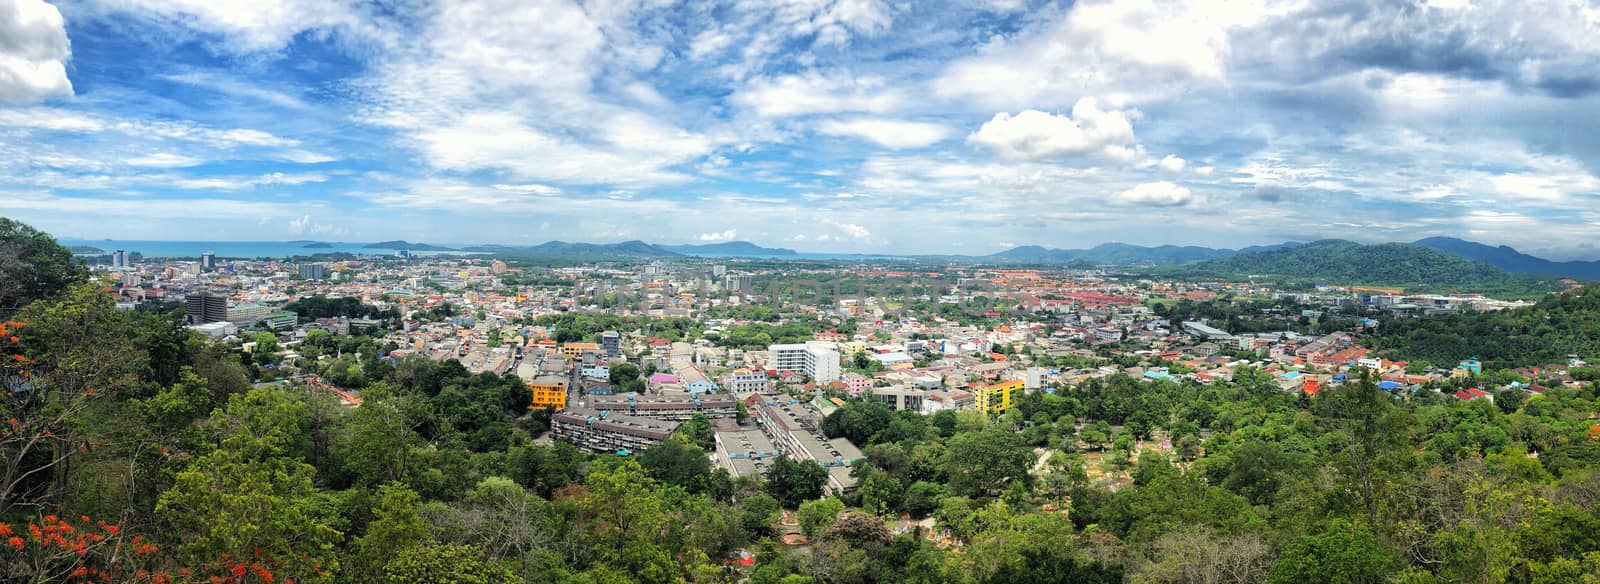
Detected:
left=57, top=239, right=474, bottom=260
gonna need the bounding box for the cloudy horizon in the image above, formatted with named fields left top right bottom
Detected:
left=3, top=0, right=1600, bottom=259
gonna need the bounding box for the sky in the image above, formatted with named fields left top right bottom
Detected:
left=2, top=0, right=1600, bottom=257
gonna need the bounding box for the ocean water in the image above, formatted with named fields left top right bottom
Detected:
left=57, top=239, right=472, bottom=259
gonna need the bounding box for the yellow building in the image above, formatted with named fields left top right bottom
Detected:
left=562, top=342, right=600, bottom=358
left=528, top=376, right=569, bottom=411
left=974, top=379, right=1024, bottom=414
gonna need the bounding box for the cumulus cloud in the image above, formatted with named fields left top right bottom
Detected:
left=288, top=214, right=343, bottom=237
left=1112, top=181, right=1191, bottom=206
left=817, top=118, right=949, bottom=149
left=936, top=0, right=1246, bottom=108
left=697, top=229, right=737, bottom=242
left=0, top=0, right=73, bottom=103
left=822, top=217, right=871, bottom=239
left=1157, top=154, right=1186, bottom=174
left=967, top=98, right=1141, bottom=161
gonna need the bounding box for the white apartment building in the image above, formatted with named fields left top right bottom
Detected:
left=766, top=341, right=842, bottom=383
left=724, top=368, right=770, bottom=393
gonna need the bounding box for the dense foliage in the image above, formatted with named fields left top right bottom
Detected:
left=284, top=295, right=401, bottom=321
left=1373, top=285, right=1600, bottom=369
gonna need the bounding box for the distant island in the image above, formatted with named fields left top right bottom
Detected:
left=69, top=245, right=106, bottom=255
left=364, top=240, right=457, bottom=251
left=660, top=241, right=799, bottom=257
left=302, top=242, right=333, bottom=249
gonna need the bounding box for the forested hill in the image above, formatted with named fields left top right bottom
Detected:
left=1372, top=283, right=1600, bottom=369
left=1162, top=239, right=1563, bottom=294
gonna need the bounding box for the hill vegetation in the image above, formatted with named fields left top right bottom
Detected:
left=1161, top=239, right=1564, bottom=296
left=364, top=240, right=457, bottom=251
left=1414, top=236, right=1600, bottom=281
left=1372, top=283, right=1600, bottom=369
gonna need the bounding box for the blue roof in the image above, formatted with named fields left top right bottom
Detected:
left=1378, top=381, right=1400, bottom=390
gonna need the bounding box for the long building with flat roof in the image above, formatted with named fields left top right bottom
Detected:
left=748, top=393, right=863, bottom=495
left=713, top=421, right=781, bottom=480
left=551, top=409, right=680, bottom=455
left=586, top=392, right=737, bottom=420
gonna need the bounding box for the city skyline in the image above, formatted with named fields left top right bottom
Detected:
left=3, top=0, right=1600, bottom=258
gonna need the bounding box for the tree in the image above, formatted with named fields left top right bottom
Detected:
left=1266, top=520, right=1400, bottom=584
left=3, top=283, right=139, bottom=515
left=383, top=544, right=516, bottom=584
left=0, top=217, right=88, bottom=317
left=765, top=457, right=829, bottom=508
left=943, top=427, right=1033, bottom=498
left=341, top=396, right=420, bottom=487
left=742, top=492, right=782, bottom=537
left=797, top=497, right=846, bottom=537
left=352, top=483, right=430, bottom=581
left=640, top=435, right=714, bottom=492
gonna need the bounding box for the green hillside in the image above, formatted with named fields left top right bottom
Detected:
left=1161, top=239, right=1563, bottom=295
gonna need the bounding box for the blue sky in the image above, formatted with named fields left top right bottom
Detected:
left=2, top=0, right=1600, bottom=257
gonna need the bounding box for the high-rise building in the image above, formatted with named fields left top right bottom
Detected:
left=601, top=330, right=621, bottom=359
left=297, top=263, right=326, bottom=279
left=200, top=251, right=215, bottom=271
left=111, top=250, right=128, bottom=270
left=185, top=293, right=228, bottom=325
left=711, top=265, right=727, bottom=278
left=725, top=274, right=753, bottom=295
left=491, top=260, right=507, bottom=274
left=766, top=342, right=841, bottom=383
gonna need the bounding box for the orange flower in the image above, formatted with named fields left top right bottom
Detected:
left=11, top=354, right=23, bottom=362
left=7, top=536, right=22, bottom=551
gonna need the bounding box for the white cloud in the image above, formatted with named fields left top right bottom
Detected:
left=967, top=98, right=1141, bottom=161
left=159, top=71, right=310, bottom=109
left=697, top=229, right=737, bottom=242
left=80, top=0, right=380, bottom=54
left=414, top=111, right=707, bottom=188
left=732, top=71, right=905, bottom=117
left=1112, top=181, right=1192, bottom=206
left=935, top=0, right=1256, bottom=109
left=125, top=153, right=204, bottom=168
left=0, top=0, right=73, bottom=104
left=274, top=149, right=337, bottom=164
left=817, top=118, right=949, bottom=149
left=0, top=107, right=103, bottom=131
left=1157, top=154, right=1187, bottom=174
left=356, top=0, right=711, bottom=189
left=822, top=217, right=871, bottom=239
left=288, top=214, right=343, bottom=236
left=173, top=172, right=327, bottom=190
left=492, top=183, right=561, bottom=196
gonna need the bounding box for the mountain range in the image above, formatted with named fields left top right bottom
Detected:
left=983, top=242, right=1303, bottom=265
left=1161, top=239, right=1562, bottom=291
left=1412, top=237, right=1600, bottom=280
left=333, top=237, right=1600, bottom=282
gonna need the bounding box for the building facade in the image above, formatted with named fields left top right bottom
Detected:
left=551, top=410, right=679, bottom=454
left=767, top=342, right=841, bottom=383
left=527, top=376, right=569, bottom=410
left=974, top=379, right=1024, bottom=414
